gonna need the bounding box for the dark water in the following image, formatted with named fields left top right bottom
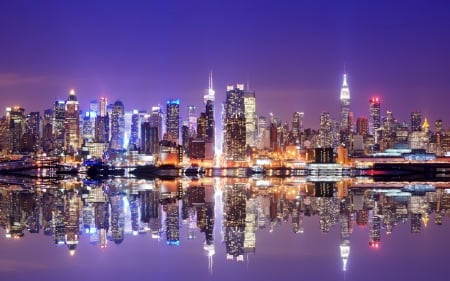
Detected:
left=1, top=177, right=450, bottom=281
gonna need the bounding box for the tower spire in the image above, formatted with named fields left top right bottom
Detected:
left=209, top=70, right=213, bottom=90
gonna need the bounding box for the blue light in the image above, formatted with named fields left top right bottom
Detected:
left=167, top=99, right=180, bottom=105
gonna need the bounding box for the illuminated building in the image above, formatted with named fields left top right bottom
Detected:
left=411, top=111, right=422, bottom=132
left=51, top=100, right=66, bottom=153
left=130, top=110, right=140, bottom=149
left=166, top=99, right=180, bottom=144
left=94, top=115, right=109, bottom=143
left=187, top=105, right=197, bottom=137
left=356, top=117, right=369, bottom=137
left=291, top=112, right=304, bottom=144
left=369, top=97, right=381, bottom=136
left=204, top=73, right=216, bottom=158
left=99, top=97, right=108, bottom=117
left=141, top=122, right=159, bottom=155
left=110, top=100, right=125, bottom=150
left=149, top=106, right=164, bottom=141
left=26, top=112, right=40, bottom=151
left=6, top=106, right=25, bottom=153
left=319, top=111, right=332, bottom=148
left=224, top=115, right=246, bottom=161
left=181, top=121, right=189, bottom=152
left=339, top=74, right=351, bottom=146
left=65, top=89, right=80, bottom=154
left=244, top=90, right=257, bottom=147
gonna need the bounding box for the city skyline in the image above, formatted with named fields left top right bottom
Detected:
left=1, top=1, right=450, bottom=128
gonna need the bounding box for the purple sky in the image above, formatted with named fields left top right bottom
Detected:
left=1, top=1, right=450, bottom=128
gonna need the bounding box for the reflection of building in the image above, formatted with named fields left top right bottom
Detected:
left=166, top=203, right=180, bottom=245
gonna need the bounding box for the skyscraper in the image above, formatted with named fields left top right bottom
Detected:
left=411, top=111, right=422, bottom=132
left=149, top=106, right=164, bottom=141
left=319, top=111, right=332, bottom=148
left=223, top=84, right=246, bottom=160
left=110, top=100, right=125, bottom=150
left=202, top=72, right=216, bottom=159
left=291, top=111, right=304, bottom=144
left=356, top=117, right=369, bottom=137
left=369, top=97, right=381, bottom=136
left=65, top=89, right=80, bottom=154
left=340, top=74, right=351, bottom=146
left=244, top=89, right=257, bottom=147
left=166, top=99, right=180, bottom=144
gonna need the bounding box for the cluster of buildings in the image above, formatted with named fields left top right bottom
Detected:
left=0, top=73, right=449, bottom=167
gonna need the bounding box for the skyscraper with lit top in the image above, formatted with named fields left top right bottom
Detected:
left=110, top=100, right=125, bottom=150
left=369, top=97, right=381, bottom=136
left=340, top=74, right=351, bottom=146
left=166, top=99, right=180, bottom=144
left=204, top=72, right=216, bottom=159
left=65, top=89, right=80, bottom=154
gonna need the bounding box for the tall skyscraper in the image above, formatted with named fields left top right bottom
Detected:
left=149, top=106, right=164, bottom=141
left=65, top=89, right=80, bottom=154
left=291, top=112, right=304, bottom=144
left=340, top=74, right=351, bottom=146
left=6, top=106, right=25, bottom=153
left=166, top=99, right=180, bottom=144
left=187, top=105, right=197, bottom=137
left=204, top=72, right=216, bottom=159
left=319, top=112, right=332, bottom=148
left=53, top=100, right=66, bottom=148
left=244, top=89, right=257, bottom=147
left=110, top=100, right=125, bottom=150
left=411, top=111, right=422, bottom=132
left=369, top=97, right=381, bottom=136
left=223, top=84, right=246, bottom=160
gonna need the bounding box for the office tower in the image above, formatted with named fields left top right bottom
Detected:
left=130, top=110, right=140, bottom=148
left=319, top=112, right=332, bottom=148
left=99, top=97, right=108, bottom=117
left=197, top=113, right=207, bottom=139
left=411, top=111, right=422, bottom=132
left=42, top=109, right=53, bottom=152
left=166, top=99, right=180, bottom=144
left=95, top=115, right=109, bottom=143
left=53, top=100, right=66, bottom=152
left=224, top=115, right=246, bottom=161
left=291, top=112, right=304, bottom=144
left=223, top=84, right=246, bottom=159
left=435, top=119, right=443, bottom=134
left=65, top=89, right=80, bottom=154
left=224, top=84, right=245, bottom=120
left=82, top=112, right=94, bottom=142
left=340, top=74, right=351, bottom=146
left=244, top=89, right=257, bottom=147
left=26, top=112, right=40, bottom=152
left=141, top=122, right=159, bottom=154
left=181, top=121, right=190, bottom=151
left=149, top=106, right=164, bottom=141
left=204, top=72, right=216, bottom=159
left=110, top=100, right=125, bottom=150
left=187, top=105, right=197, bottom=137
left=6, top=107, right=25, bottom=153
left=356, top=117, right=369, bottom=137
left=369, top=97, right=381, bottom=135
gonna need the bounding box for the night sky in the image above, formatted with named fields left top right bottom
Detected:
left=1, top=0, right=450, bottom=128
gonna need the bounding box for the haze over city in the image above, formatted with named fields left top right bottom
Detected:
left=1, top=1, right=450, bottom=128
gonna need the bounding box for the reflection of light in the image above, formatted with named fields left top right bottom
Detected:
left=69, top=250, right=76, bottom=256
left=166, top=240, right=180, bottom=246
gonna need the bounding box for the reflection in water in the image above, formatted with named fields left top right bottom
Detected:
left=1, top=176, right=449, bottom=273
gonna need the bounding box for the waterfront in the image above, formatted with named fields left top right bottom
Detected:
left=1, top=176, right=450, bottom=281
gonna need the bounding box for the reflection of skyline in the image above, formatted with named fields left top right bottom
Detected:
left=1, top=177, right=450, bottom=272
